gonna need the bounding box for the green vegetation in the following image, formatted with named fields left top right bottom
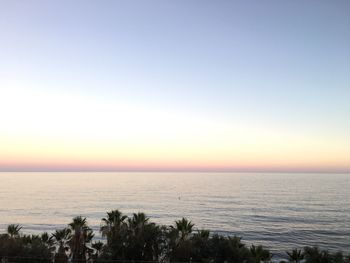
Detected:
left=0, top=210, right=349, bottom=263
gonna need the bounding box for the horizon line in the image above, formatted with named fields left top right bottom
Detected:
left=0, top=168, right=349, bottom=174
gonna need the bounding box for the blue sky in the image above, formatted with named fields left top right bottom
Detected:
left=0, top=1, right=349, bottom=171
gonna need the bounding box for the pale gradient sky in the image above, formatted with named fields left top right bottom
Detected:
left=0, top=1, right=349, bottom=172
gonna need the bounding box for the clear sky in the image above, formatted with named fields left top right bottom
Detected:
left=0, top=1, right=349, bottom=172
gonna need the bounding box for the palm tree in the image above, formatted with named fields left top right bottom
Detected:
left=100, top=210, right=129, bottom=260
left=303, top=247, right=332, bottom=263
left=195, top=229, right=210, bottom=240
left=52, top=228, right=71, bottom=263
left=7, top=224, right=22, bottom=238
left=91, top=241, right=104, bottom=261
left=41, top=232, right=55, bottom=251
left=175, top=218, right=194, bottom=241
left=41, top=232, right=54, bottom=244
left=69, top=216, right=93, bottom=263
left=226, top=236, right=251, bottom=263
left=287, top=249, right=304, bottom=263
left=142, top=223, right=167, bottom=261
left=126, top=212, right=150, bottom=260
left=167, top=218, right=195, bottom=262
left=250, top=244, right=272, bottom=263
left=100, top=209, right=127, bottom=245
left=190, top=230, right=211, bottom=262
left=129, top=212, right=149, bottom=233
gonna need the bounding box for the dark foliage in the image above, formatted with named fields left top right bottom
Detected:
left=0, top=210, right=349, bottom=263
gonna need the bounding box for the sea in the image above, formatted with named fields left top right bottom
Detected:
left=0, top=172, right=349, bottom=259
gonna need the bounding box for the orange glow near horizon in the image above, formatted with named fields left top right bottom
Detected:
left=1, top=134, right=349, bottom=172
left=0, top=88, right=349, bottom=172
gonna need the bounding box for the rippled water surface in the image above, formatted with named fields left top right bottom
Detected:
left=0, top=172, right=349, bottom=254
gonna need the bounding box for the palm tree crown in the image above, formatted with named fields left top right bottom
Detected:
left=250, top=244, right=271, bottom=263
left=7, top=224, right=22, bottom=238
left=287, top=248, right=304, bottom=263
left=100, top=209, right=127, bottom=244
left=69, top=216, right=93, bottom=263
left=175, top=218, right=194, bottom=241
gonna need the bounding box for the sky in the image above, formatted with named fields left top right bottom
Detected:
left=0, top=0, right=349, bottom=172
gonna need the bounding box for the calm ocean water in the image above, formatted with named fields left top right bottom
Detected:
left=0, top=172, right=349, bottom=256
